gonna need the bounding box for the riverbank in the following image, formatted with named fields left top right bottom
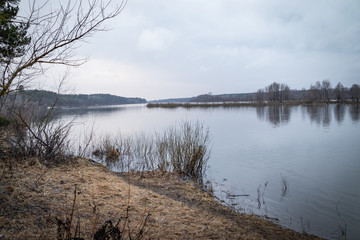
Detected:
left=0, top=157, right=322, bottom=239
left=147, top=101, right=359, bottom=108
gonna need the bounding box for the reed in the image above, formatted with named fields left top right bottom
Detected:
left=91, top=121, right=211, bottom=185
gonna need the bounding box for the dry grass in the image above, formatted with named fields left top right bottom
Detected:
left=0, top=158, right=323, bottom=239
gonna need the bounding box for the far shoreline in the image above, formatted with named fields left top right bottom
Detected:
left=147, top=100, right=360, bottom=108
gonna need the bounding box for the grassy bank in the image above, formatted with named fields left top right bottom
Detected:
left=0, top=157, right=323, bottom=239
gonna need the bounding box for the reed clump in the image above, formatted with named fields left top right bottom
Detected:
left=92, top=121, right=211, bottom=185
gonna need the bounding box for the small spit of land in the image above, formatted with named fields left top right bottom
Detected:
left=0, top=157, right=323, bottom=239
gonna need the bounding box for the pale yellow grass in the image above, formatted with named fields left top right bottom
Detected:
left=0, top=158, right=322, bottom=239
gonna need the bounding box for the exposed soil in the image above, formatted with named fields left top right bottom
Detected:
left=0, top=157, right=323, bottom=239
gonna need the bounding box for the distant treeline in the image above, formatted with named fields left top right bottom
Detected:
left=190, top=81, right=360, bottom=103
left=10, top=90, right=147, bottom=107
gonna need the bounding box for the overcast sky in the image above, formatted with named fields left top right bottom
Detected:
left=31, top=0, right=360, bottom=100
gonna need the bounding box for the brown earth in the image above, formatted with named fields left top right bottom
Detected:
left=0, top=157, right=323, bottom=239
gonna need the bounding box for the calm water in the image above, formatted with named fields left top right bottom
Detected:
left=60, top=104, right=360, bottom=239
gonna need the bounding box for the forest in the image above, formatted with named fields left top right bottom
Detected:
left=7, top=89, right=146, bottom=107
left=190, top=80, right=360, bottom=103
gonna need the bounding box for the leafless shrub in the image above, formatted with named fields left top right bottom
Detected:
left=160, top=121, right=211, bottom=183
left=92, top=134, right=133, bottom=172
left=6, top=104, right=73, bottom=165
left=91, top=121, right=211, bottom=185
left=133, top=133, right=156, bottom=172
left=155, top=133, right=170, bottom=172
left=74, top=123, right=96, bottom=158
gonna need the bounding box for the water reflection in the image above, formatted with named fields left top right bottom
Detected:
left=256, top=106, right=291, bottom=127
left=334, top=104, right=346, bottom=124
left=56, top=104, right=145, bottom=117
left=306, top=105, right=331, bottom=127
left=56, top=104, right=360, bottom=128
left=256, top=104, right=360, bottom=126
left=256, top=106, right=266, bottom=121
left=349, top=104, right=360, bottom=122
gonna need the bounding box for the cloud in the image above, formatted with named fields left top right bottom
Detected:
left=206, top=45, right=240, bottom=57
left=199, top=66, right=210, bottom=73
left=66, top=58, right=201, bottom=100
left=137, top=27, right=177, bottom=51
left=30, top=0, right=360, bottom=98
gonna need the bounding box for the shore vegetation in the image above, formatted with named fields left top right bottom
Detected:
left=92, top=121, right=211, bottom=185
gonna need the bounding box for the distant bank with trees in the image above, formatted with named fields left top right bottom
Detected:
left=256, top=80, right=359, bottom=103
left=7, top=89, right=146, bottom=108
left=189, top=80, right=359, bottom=104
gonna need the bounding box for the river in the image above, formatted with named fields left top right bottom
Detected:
left=59, top=103, right=360, bottom=239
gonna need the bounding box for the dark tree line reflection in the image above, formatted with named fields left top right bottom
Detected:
left=54, top=104, right=360, bottom=127
left=256, top=104, right=360, bottom=127
left=350, top=104, right=360, bottom=122
left=305, top=105, right=332, bottom=127
left=256, top=106, right=291, bottom=127
left=334, top=104, right=346, bottom=124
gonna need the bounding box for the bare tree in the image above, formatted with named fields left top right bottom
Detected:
left=264, top=82, right=290, bottom=102
left=306, top=81, right=321, bottom=102
left=256, top=88, right=265, bottom=103
left=265, top=82, right=280, bottom=102
left=300, top=88, right=307, bottom=101
left=279, top=83, right=290, bottom=102
left=349, top=84, right=360, bottom=102
left=321, top=79, right=332, bottom=102
left=334, top=82, right=345, bottom=102
left=0, top=0, right=126, bottom=98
